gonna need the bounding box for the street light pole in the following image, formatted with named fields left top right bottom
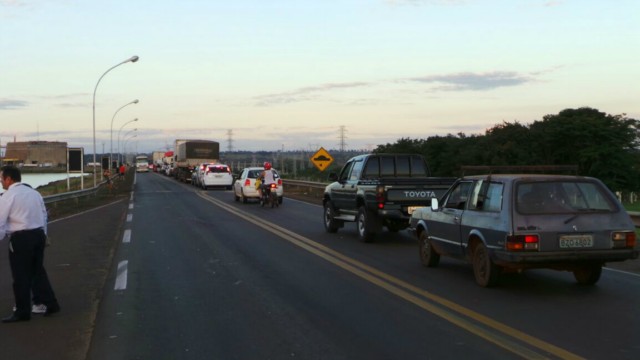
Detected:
left=118, top=126, right=138, bottom=165
left=122, top=134, right=137, bottom=165
left=92, top=55, right=139, bottom=188
left=110, top=99, right=138, bottom=171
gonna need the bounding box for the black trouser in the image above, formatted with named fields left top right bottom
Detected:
left=8, top=229, right=58, bottom=317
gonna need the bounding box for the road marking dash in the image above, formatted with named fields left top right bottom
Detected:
left=122, top=229, right=131, bottom=243
left=114, top=260, right=128, bottom=290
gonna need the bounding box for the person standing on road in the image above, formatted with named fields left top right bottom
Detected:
left=0, top=165, right=60, bottom=323
left=119, top=163, right=126, bottom=180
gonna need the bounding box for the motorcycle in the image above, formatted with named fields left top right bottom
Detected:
left=260, top=182, right=279, bottom=208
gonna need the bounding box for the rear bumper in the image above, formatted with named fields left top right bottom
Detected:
left=493, top=248, right=639, bottom=269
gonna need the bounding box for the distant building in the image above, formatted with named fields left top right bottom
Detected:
left=3, top=141, right=68, bottom=167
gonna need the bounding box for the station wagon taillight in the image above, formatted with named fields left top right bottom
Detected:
left=506, top=234, right=539, bottom=251
left=612, top=231, right=636, bottom=248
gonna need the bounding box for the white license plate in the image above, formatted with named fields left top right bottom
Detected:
left=559, top=235, right=593, bottom=248
left=407, top=206, right=420, bottom=214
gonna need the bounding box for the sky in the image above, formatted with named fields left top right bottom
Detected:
left=1, top=0, right=639, bottom=155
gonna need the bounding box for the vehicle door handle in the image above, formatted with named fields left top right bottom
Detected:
left=454, top=216, right=460, bottom=223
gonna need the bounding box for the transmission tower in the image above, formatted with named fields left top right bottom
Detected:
left=338, top=125, right=348, bottom=152
left=226, top=129, right=234, bottom=152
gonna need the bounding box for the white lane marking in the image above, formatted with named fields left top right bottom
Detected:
left=604, top=267, right=640, bottom=277
left=127, top=214, right=133, bottom=222
left=130, top=192, right=134, bottom=201
left=114, top=260, right=128, bottom=290
left=122, top=229, right=131, bottom=243
left=129, top=203, right=134, bottom=209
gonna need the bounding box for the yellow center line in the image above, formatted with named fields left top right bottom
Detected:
left=197, top=192, right=584, bottom=360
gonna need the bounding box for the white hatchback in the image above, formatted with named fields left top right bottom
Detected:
left=199, top=163, right=233, bottom=190
left=233, top=167, right=283, bottom=204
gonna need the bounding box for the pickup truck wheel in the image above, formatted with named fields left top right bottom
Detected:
left=323, top=201, right=341, bottom=233
left=419, top=231, right=440, bottom=267
left=357, top=206, right=376, bottom=243
left=573, top=264, right=602, bottom=285
left=472, top=243, right=501, bottom=287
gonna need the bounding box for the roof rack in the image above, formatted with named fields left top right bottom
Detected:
left=460, top=165, right=578, bottom=176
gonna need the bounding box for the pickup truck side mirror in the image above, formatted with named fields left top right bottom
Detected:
left=431, top=198, right=440, bottom=211
left=328, top=172, right=338, bottom=182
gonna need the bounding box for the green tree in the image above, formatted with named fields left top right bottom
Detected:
left=529, top=107, right=640, bottom=191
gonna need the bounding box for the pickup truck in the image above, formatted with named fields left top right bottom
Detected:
left=323, top=153, right=456, bottom=242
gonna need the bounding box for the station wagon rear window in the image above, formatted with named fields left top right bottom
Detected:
left=516, top=181, right=617, bottom=214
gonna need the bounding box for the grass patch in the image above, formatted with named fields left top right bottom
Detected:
left=624, top=202, right=640, bottom=212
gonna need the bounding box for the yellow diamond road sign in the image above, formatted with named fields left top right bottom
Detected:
left=310, top=147, right=334, bottom=171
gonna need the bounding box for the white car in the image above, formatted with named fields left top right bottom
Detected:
left=198, top=163, right=233, bottom=190
left=233, top=167, right=283, bottom=204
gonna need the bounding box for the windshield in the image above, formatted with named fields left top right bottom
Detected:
left=516, top=181, right=617, bottom=214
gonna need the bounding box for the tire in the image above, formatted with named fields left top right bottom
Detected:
left=357, top=206, right=376, bottom=243
left=271, top=193, right=277, bottom=208
left=278, top=196, right=283, bottom=205
left=419, top=231, right=440, bottom=267
left=241, top=190, right=248, bottom=204
left=234, top=191, right=240, bottom=202
left=323, top=201, right=341, bottom=233
left=573, top=265, right=602, bottom=285
left=472, top=243, right=501, bottom=287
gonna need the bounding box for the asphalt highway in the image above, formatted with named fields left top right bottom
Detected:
left=0, top=171, right=638, bottom=360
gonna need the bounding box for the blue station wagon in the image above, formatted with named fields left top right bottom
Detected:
left=408, top=174, right=638, bottom=287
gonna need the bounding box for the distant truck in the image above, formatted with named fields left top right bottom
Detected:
left=323, top=153, right=456, bottom=242
left=135, top=155, right=149, bottom=172
left=173, top=139, right=220, bottom=182
left=152, top=151, right=165, bottom=169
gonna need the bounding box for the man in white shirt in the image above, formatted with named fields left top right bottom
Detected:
left=0, top=165, right=60, bottom=323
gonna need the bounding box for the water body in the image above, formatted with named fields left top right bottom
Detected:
left=0, top=173, right=88, bottom=194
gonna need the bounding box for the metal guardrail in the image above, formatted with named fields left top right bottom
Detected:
left=283, top=179, right=327, bottom=189
left=43, top=186, right=100, bottom=204
left=42, top=177, right=113, bottom=204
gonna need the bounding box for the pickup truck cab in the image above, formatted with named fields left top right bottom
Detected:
left=323, top=153, right=455, bottom=242
left=409, top=174, right=638, bottom=287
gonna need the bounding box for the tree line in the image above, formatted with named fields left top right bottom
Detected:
left=373, top=107, right=640, bottom=193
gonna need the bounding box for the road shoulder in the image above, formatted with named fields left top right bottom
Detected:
left=0, top=199, right=128, bottom=360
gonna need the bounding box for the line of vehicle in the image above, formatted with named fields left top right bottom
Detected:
left=197, top=191, right=584, bottom=360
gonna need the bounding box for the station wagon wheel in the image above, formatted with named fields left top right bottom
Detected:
left=357, top=206, right=376, bottom=243
left=573, top=264, right=602, bottom=285
left=323, top=201, right=341, bottom=233
left=419, top=231, right=440, bottom=267
left=472, top=243, right=501, bottom=287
